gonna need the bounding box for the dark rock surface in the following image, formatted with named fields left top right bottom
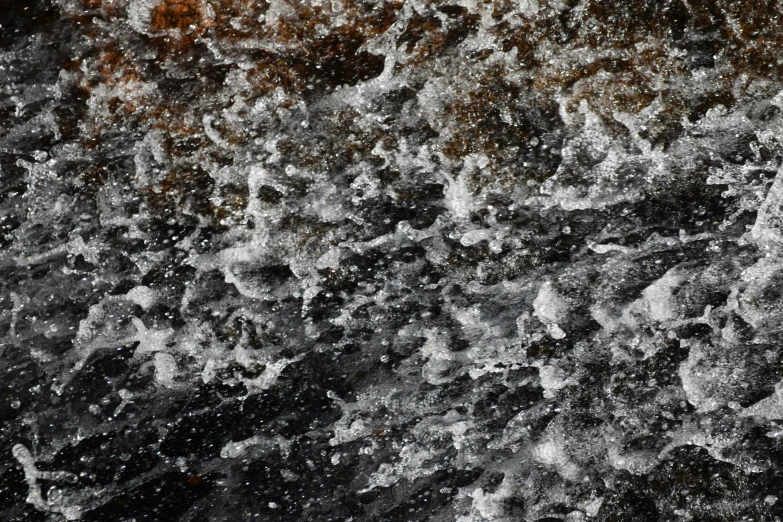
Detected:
left=4, top=0, right=783, bottom=520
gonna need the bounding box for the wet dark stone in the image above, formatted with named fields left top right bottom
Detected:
left=9, top=0, right=783, bottom=520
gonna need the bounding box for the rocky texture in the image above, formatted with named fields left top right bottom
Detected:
left=5, top=0, right=783, bottom=520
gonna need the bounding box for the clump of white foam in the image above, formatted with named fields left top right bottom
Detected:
left=420, top=328, right=458, bottom=385
left=748, top=165, right=783, bottom=248
left=460, top=228, right=494, bottom=247
left=518, top=0, right=539, bottom=17
left=443, top=155, right=488, bottom=222
left=538, top=365, right=568, bottom=398
left=457, top=478, right=515, bottom=522
left=125, top=286, right=158, bottom=311
left=533, top=281, right=568, bottom=339
left=220, top=434, right=290, bottom=459
left=329, top=419, right=370, bottom=446
left=359, top=444, right=439, bottom=492
left=639, top=269, right=683, bottom=323
left=12, top=444, right=82, bottom=520
left=242, top=354, right=304, bottom=392
left=153, top=352, right=178, bottom=387
left=679, top=340, right=726, bottom=413
left=621, top=268, right=685, bottom=332
left=533, top=437, right=580, bottom=481
left=742, top=381, right=783, bottom=420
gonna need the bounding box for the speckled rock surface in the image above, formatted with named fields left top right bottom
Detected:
left=5, top=1, right=783, bottom=520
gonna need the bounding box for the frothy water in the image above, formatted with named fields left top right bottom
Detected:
left=4, top=0, right=783, bottom=520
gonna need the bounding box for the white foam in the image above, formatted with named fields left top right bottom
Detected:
left=125, top=286, right=157, bottom=311
left=460, top=229, right=493, bottom=247
left=533, top=438, right=580, bottom=480
left=539, top=365, right=568, bottom=398
left=359, top=444, right=439, bottom=492
left=533, top=281, right=568, bottom=338
left=12, top=444, right=83, bottom=520
left=221, top=435, right=267, bottom=459
left=153, top=352, right=178, bottom=387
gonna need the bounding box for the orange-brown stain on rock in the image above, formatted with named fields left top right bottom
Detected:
left=186, top=474, right=204, bottom=486
left=208, top=0, right=269, bottom=40
left=145, top=167, right=215, bottom=218
left=150, top=0, right=207, bottom=31
left=396, top=7, right=480, bottom=64
left=62, top=0, right=783, bottom=226
left=443, top=68, right=531, bottom=160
